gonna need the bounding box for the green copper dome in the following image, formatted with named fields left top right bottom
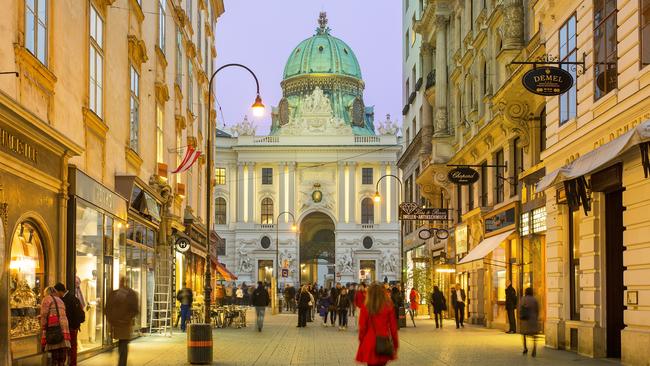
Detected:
left=283, top=19, right=362, bottom=80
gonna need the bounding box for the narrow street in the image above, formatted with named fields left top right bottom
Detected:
left=80, top=311, right=619, bottom=366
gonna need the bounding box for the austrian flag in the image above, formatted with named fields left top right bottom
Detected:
left=171, top=146, right=202, bottom=174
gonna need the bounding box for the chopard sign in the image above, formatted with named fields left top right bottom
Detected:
left=447, top=167, right=480, bottom=185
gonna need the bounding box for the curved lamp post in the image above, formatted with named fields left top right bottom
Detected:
left=373, top=174, right=404, bottom=292
left=205, top=64, right=264, bottom=324
left=273, top=211, right=297, bottom=314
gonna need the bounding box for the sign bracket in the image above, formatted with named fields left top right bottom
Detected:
left=511, top=52, right=587, bottom=74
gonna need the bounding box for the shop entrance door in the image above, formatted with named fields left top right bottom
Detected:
left=103, top=256, right=114, bottom=345
left=605, top=189, right=624, bottom=358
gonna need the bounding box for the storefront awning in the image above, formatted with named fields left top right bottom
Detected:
left=212, top=259, right=238, bottom=281
left=458, top=229, right=516, bottom=264
left=537, top=120, right=650, bottom=192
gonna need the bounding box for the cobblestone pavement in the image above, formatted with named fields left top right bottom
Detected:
left=80, top=311, right=620, bottom=366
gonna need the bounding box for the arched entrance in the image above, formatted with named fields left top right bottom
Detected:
left=299, top=212, right=335, bottom=287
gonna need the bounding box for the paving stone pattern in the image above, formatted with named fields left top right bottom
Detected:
left=80, top=311, right=620, bottom=366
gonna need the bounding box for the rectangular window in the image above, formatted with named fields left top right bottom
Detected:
left=559, top=14, right=577, bottom=123
left=187, top=60, right=193, bottom=114
left=362, top=168, right=374, bottom=185
left=25, top=0, right=48, bottom=65
left=158, top=0, right=166, bottom=53
left=593, top=0, right=618, bottom=100
left=129, top=66, right=140, bottom=152
left=642, top=0, right=650, bottom=67
left=204, top=34, right=210, bottom=68
left=513, top=137, right=523, bottom=196
left=480, top=161, right=488, bottom=206
left=568, top=207, right=581, bottom=320
left=176, top=134, right=182, bottom=184
left=197, top=10, right=202, bottom=56
left=495, top=149, right=504, bottom=204
left=176, top=30, right=183, bottom=87
left=197, top=93, right=203, bottom=136
left=405, top=31, right=410, bottom=60
left=262, top=168, right=273, bottom=185
left=215, top=167, right=226, bottom=185
left=217, top=238, right=226, bottom=256
left=89, top=4, right=103, bottom=117
left=156, top=103, right=164, bottom=163
left=186, top=0, right=192, bottom=23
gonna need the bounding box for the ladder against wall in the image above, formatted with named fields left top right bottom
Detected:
left=149, top=243, right=174, bottom=336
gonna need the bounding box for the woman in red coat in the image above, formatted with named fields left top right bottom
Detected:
left=408, top=287, right=420, bottom=327
left=356, top=283, right=399, bottom=366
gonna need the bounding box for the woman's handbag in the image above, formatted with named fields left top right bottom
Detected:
left=369, top=313, right=394, bottom=356
left=45, top=296, right=64, bottom=345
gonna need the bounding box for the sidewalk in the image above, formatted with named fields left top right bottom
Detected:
left=80, top=311, right=620, bottom=365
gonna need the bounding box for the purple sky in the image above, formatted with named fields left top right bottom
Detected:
left=215, top=0, right=402, bottom=135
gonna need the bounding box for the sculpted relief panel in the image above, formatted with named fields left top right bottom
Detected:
left=277, top=87, right=353, bottom=136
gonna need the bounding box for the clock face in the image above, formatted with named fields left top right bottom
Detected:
left=312, top=190, right=322, bottom=203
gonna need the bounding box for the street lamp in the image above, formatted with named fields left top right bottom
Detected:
left=374, top=174, right=404, bottom=292
left=205, top=63, right=264, bottom=324
left=273, top=211, right=297, bottom=314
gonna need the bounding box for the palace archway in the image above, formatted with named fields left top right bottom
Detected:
left=299, top=212, right=335, bottom=286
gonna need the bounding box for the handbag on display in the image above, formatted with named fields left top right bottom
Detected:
left=45, top=296, right=64, bottom=345
left=369, top=313, right=394, bottom=356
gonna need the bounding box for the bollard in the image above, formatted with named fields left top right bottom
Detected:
left=187, top=323, right=213, bottom=364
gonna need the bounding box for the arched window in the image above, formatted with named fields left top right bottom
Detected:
left=361, top=198, right=374, bottom=224
left=261, top=198, right=274, bottom=224
left=215, top=197, right=226, bottom=225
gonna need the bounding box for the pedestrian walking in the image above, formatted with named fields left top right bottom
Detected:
left=354, top=282, right=367, bottom=311
left=389, top=286, right=402, bottom=327
left=430, top=286, right=447, bottom=328
left=505, top=280, right=518, bottom=333
left=355, top=282, right=399, bottom=366
left=348, top=284, right=357, bottom=317
left=408, top=287, right=420, bottom=327
left=251, top=281, right=270, bottom=332
left=318, top=289, right=331, bottom=326
left=451, top=283, right=466, bottom=329
left=176, top=283, right=193, bottom=332
left=225, top=283, right=234, bottom=305
left=106, top=277, right=139, bottom=366
left=54, top=283, right=84, bottom=366
left=40, top=286, right=71, bottom=366
left=297, top=285, right=312, bottom=327
left=520, top=287, right=540, bottom=357
left=336, top=287, right=351, bottom=330
left=242, top=282, right=250, bottom=306
left=235, top=285, right=244, bottom=305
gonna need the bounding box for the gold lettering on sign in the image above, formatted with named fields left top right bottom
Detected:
left=593, top=112, right=650, bottom=149
left=0, top=127, right=39, bottom=164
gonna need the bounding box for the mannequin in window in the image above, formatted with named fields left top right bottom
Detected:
left=82, top=270, right=98, bottom=343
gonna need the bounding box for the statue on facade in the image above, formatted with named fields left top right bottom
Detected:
left=231, top=116, right=257, bottom=137
left=336, top=248, right=354, bottom=274
left=238, top=248, right=253, bottom=273
left=381, top=251, right=397, bottom=273
left=377, top=114, right=399, bottom=135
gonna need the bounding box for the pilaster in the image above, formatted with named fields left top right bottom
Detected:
left=349, top=162, right=357, bottom=224
left=237, top=162, right=245, bottom=222
left=338, top=161, right=346, bottom=222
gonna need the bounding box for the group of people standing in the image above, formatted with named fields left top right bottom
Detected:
left=39, top=277, right=139, bottom=366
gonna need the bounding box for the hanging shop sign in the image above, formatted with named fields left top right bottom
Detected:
left=447, top=167, right=480, bottom=185
left=484, top=205, right=517, bottom=235
left=455, top=225, right=468, bottom=255
left=522, top=66, right=573, bottom=96
left=418, top=228, right=450, bottom=240
left=398, top=202, right=449, bottom=221
left=175, top=236, right=191, bottom=253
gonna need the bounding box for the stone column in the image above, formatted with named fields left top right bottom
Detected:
left=348, top=162, right=357, bottom=224
left=338, top=161, right=346, bottom=222
left=502, top=0, right=524, bottom=49
left=247, top=162, right=255, bottom=222
left=420, top=42, right=434, bottom=159
left=237, top=162, right=245, bottom=222
left=380, top=162, right=388, bottom=224
left=434, top=15, right=449, bottom=136
left=279, top=162, right=286, bottom=221
left=288, top=162, right=296, bottom=216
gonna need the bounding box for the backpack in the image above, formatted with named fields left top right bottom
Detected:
left=74, top=295, right=86, bottom=324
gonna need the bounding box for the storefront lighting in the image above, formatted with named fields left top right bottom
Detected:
left=435, top=268, right=456, bottom=273
left=291, top=224, right=297, bottom=232
left=9, top=256, right=37, bottom=271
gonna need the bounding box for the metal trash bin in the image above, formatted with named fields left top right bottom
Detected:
left=398, top=306, right=407, bottom=328
left=187, top=323, right=213, bottom=364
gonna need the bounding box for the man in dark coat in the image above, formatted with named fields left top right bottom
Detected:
left=251, top=282, right=271, bottom=331
left=106, top=277, right=139, bottom=366
left=55, top=283, right=84, bottom=366
left=176, top=283, right=193, bottom=332
left=451, top=283, right=466, bottom=329
left=505, top=280, right=518, bottom=333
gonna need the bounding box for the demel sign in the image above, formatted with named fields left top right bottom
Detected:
left=447, top=167, right=479, bottom=185
left=522, top=66, right=573, bottom=96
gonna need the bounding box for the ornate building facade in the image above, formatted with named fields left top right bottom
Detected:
left=216, top=14, right=402, bottom=287
left=0, top=0, right=224, bottom=363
